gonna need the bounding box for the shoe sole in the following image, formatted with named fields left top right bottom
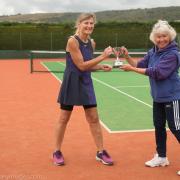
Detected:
left=96, top=156, right=113, bottom=165
left=145, top=162, right=169, bottom=167
left=53, top=162, right=65, bottom=166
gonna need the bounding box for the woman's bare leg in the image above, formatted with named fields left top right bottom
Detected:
left=84, top=107, right=103, bottom=151
left=55, top=109, right=72, bottom=150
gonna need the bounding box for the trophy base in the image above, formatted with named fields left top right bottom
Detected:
left=113, top=65, right=122, bottom=68
left=113, top=60, right=123, bottom=68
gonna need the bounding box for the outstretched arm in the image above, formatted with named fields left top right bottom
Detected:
left=91, top=64, right=112, bottom=71
left=120, top=64, right=146, bottom=75
left=66, top=37, right=112, bottom=71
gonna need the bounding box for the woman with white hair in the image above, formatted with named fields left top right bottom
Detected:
left=120, top=20, right=180, bottom=175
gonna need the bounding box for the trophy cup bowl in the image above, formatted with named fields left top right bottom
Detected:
left=113, top=47, right=123, bottom=68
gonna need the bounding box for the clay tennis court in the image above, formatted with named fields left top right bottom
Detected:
left=0, top=59, right=180, bottom=180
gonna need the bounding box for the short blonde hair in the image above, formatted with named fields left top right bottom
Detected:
left=149, top=20, right=177, bottom=44
left=75, top=13, right=96, bottom=34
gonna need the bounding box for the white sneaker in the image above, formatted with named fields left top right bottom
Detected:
left=177, top=171, right=180, bottom=176
left=145, top=154, right=170, bottom=167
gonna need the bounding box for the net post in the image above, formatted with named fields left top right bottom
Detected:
left=30, top=51, right=33, bottom=73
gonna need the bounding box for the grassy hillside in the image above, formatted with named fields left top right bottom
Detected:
left=0, top=6, right=180, bottom=23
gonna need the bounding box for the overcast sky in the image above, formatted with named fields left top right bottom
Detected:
left=0, top=0, right=180, bottom=15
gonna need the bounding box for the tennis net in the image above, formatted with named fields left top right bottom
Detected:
left=29, top=50, right=67, bottom=73
left=29, top=50, right=147, bottom=73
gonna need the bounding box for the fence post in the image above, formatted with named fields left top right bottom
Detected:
left=50, top=32, right=53, bottom=50
left=19, top=32, right=22, bottom=50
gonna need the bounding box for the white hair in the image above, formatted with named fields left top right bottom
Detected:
left=149, top=20, right=177, bottom=44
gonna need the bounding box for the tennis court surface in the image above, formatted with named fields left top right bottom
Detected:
left=0, top=59, right=180, bottom=180
left=42, top=60, right=153, bottom=132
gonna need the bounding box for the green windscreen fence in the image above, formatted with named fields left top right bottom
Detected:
left=0, top=50, right=29, bottom=59
left=0, top=32, right=151, bottom=50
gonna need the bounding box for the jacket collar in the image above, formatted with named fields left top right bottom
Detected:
left=154, top=41, right=178, bottom=53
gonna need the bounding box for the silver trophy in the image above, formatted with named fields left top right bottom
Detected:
left=112, top=47, right=123, bottom=68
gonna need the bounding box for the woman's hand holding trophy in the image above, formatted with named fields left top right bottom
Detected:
left=112, top=46, right=124, bottom=68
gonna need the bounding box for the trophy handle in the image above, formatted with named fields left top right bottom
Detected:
left=113, top=47, right=121, bottom=61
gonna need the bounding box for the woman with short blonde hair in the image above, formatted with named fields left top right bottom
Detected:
left=53, top=13, right=113, bottom=166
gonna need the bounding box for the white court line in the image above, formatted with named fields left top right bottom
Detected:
left=40, top=62, right=62, bottom=83
left=116, top=85, right=149, bottom=88
left=99, top=120, right=154, bottom=133
left=42, top=61, right=154, bottom=133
